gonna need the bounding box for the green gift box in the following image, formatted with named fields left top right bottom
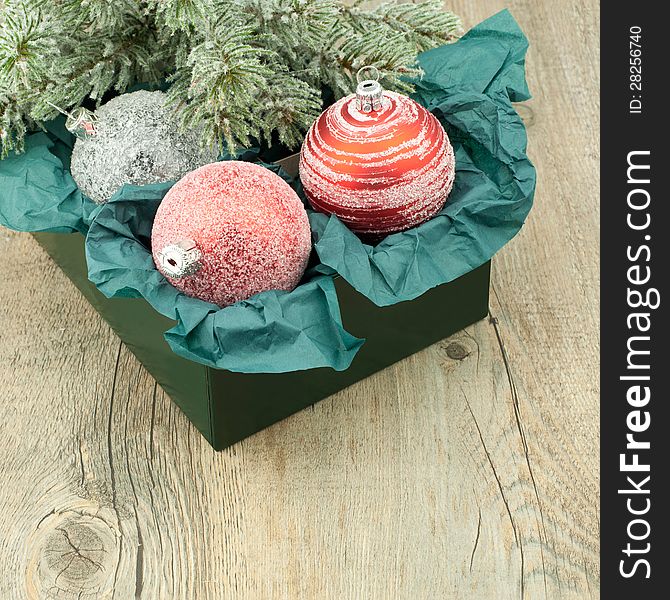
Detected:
left=0, top=11, right=532, bottom=450
left=34, top=230, right=490, bottom=449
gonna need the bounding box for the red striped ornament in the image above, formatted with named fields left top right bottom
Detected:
left=299, top=85, right=455, bottom=240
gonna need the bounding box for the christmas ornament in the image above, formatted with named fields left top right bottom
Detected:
left=299, top=67, right=456, bottom=239
left=70, top=90, right=218, bottom=204
left=152, top=161, right=312, bottom=307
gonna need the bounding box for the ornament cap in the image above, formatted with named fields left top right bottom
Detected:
left=355, top=66, right=383, bottom=113
left=46, top=101, right=98, bottom=140
left=66, top=107, right=98, bottom=140
left=157, top=239, right=202, bottom=278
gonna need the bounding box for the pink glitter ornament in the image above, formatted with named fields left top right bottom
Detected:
left=299, top=70, right=455, bottom=240
left=152, top=161, right=312, bottom=307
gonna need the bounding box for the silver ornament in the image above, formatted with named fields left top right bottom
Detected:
left=70, top=90, right=218, bottom=204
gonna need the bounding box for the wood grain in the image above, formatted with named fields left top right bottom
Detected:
left=0, top=0, right=599, bottom=598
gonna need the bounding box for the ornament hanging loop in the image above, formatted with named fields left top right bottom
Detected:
left=355, top=66, right=383, bottom=113
left=356, top=66, right=380, bottom=85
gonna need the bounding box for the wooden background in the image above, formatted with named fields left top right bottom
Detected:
left=0, top=0, right=599, bottom=598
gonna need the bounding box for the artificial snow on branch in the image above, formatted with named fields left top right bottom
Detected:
left=0, top=0, right=462, bottom=157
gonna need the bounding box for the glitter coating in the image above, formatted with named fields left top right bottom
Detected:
left=152, top=161, right=312, bottom=307
left=299, top=91, right=455, bottom=238
left=70, top=90, right=218, bottom=204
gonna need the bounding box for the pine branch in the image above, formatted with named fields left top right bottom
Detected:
left=148, top=0, right=210, bottom=33
left=0, top=4, right=59, bottom=91
left=249, top=0, right=339, bottom=64
left=1, top=0, right=169, bottom=157
left=367, top=0, right=463, bottom=51
left=259, top=71, right=323, bottom=148
left=167, top=25, right=274, bottom=151
left=1, top=0, right=464, bottom=158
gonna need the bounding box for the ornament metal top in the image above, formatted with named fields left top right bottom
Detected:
left=66, top=107, right=98, bottom=140
left=47, top=101, right=98, bottom=140
left=355, top=66, right=384, bottom=113
left=156, top=239, right=203, bottom=279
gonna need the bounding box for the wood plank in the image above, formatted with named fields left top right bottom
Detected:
left=0, top=0, right=599, bottom=597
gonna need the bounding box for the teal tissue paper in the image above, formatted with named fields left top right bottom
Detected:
left=85, top=185, right=363, bottom=373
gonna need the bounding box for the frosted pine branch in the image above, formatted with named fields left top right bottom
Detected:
left=1, top=0, right=463, bottom=157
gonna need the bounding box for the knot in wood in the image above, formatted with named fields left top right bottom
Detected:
left=445, top=342, right=470, bottom=361
left=25, top=509, right=119, bottom=599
